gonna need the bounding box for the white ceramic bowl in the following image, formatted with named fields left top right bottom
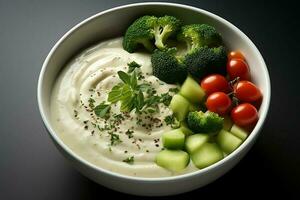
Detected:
left=37, top=2, right=271, bottom=196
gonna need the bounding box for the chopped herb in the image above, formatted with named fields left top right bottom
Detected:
left=125, top=129, right=134, bottom=139
left=88, top=98, right=95, bottom=109
left=160, top=92, right=172, bottom=106
left=123, top=156, right=134, bottom=164
left=164, top=115, right=180, bottom=128
left=169, top=87, right=179, bottom=93
left=112, top=114, right=125, bottom=125
left=136, top=118, right=142, bottom=125
left=127, top=61, right=141, bottom=73
left=94, top=102, right=111, bottom=118
left=109, top=133, right=122, bottom=146
left=89, top=88, right=94, bottom=92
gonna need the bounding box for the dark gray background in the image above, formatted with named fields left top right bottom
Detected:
left=0, top=0, right=299, bottom=199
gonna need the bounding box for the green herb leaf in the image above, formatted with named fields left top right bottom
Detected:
left=123, top=156, right=134, bottom=164
left=110, top=133, right=122, bottom=146
left=108, top=84, right=132, bottom=103
left=136, top=91, right=144, bottom=110
left=127, top=61, right=141, bottom=73
left=120, top=95, right=135, bottom=112
left=130, top=70, right=137, bottom=89
left=108, top=84, right=124, bottom=103
left=164, top=114, right=180, bottom=128
left=125, top=129, right=134, bottom=139
left=118, top=71, right=131, bottom=84
left=160, top=93, right=172, bottom=106
left=88, top=98, right=95, bottom=109
left=169, top=87, right=179, bottom=93
left=137, top=83, right=151, bottom=92
left=94, top=103, right=111, bottom=118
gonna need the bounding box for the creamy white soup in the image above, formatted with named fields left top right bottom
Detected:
left=51, top=38, right=197, bottom=177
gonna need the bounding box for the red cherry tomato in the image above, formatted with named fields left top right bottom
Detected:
left=200, top=74, right=230, bottom=95
left=228, top=51, right=245, bottom=60
left=206, top=92, right=232, bottom=115
left=235, top=81, right=262, bottom=102
left=227, top=59, right=250, bottom=80
left=231, top=103, right=258, bottom=126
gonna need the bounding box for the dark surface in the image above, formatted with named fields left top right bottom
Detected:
left=0, top=0, right=299, bottom=199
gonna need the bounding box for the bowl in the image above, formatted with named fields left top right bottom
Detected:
left=37, top=2, right=271, bottom=196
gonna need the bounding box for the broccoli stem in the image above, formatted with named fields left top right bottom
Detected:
left=154, top=25, right=172, bottom=49
left=140, top=40, right=155, bottom=52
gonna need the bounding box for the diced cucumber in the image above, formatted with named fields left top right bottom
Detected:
left=180, top=76, right=205, bottom=103
left=170, top=94, right=190, bottom=121
left=180, top=121, right=194, bottom=136
left=223, top=115, right=233, bottom=131
left=230, top=124, right=248, bottom=141
left=162, top=129, right=185, bottom=149
left=217, top=129, right=243, bottom=154
left=191, top=143, right=223, bottom=169
left=185, top=134, right=209, bottom=154
left=155, top=150, right=190, bottom=172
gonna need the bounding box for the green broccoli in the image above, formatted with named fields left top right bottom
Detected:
left=123, top=16, right=157, bottom=53
left=183, top=46, right=227, bottom=79
left=177, top=24, right=223, bottom=52
left=175, top=24, right=227, bottom=79
left=151, top=48, right=187, bottom=84
left=187, top=111, right=224, bottom=133
left=123, top=15, right=181, bottom=53
left=154, top=16, right=181, bottom=49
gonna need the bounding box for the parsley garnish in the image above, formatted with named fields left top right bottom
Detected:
left=160, top=92, right=172, bottom=106
left=88, top=98, right=95, bottom=109
left=109, top=132, right=122, bottom=146
left=164, top=115, right=180, bottom=128
left=108, top=70, right=145, bottom=113
left=123, top=156, right=134, bottom=164
left=127, top=61, right=141, bottom=73
left=94, top=102, right=111, bottom=118
left=125, top=129, right=134, bottom=139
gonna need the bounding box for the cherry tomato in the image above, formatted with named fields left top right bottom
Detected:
left=228, top=51, right=245, bottom=60
left=231, top=103, right=258, bottom=126
left=200, top=74, right=229, bottom=95
left=227, top=59, right=250, bottom=80
left=206, top=92, right=232, bottom=115
left=235, top=81, right=262, bottom=102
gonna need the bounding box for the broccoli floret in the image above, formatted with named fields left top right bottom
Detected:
left=183, top=46, right=227, bottom=79
left=151, top=48, right=187, bottom=84
left=123, top=16, right=157, bottom=53
left=154, top=16, right=181, bottom=50
left=123, top=15, right=181, bottom=53
left=177, top=24, right=222, bottom=52
left=187, top=111, right=224, bottom=133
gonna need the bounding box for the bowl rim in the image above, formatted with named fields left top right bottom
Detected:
left=37, top=2, right=271, bottom=182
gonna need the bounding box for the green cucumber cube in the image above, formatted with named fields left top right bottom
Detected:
left=180, top=76, right=205, bottom=103
left=223, top=115, right=233, bottom=131
left=162, top=129, right=185, bottom=149
left=230, top=124, right=248, bottom=141
left=185, top=134, right=209, bottom=154
left=180, top=121, right=194, bottom=136
left=217, top=129, right=243, bottom=154
left=191, top=143, right=223, bottom=169
left=170, top=94, right=190, bottom=121
left=155, top=150, right=190, bottom=172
